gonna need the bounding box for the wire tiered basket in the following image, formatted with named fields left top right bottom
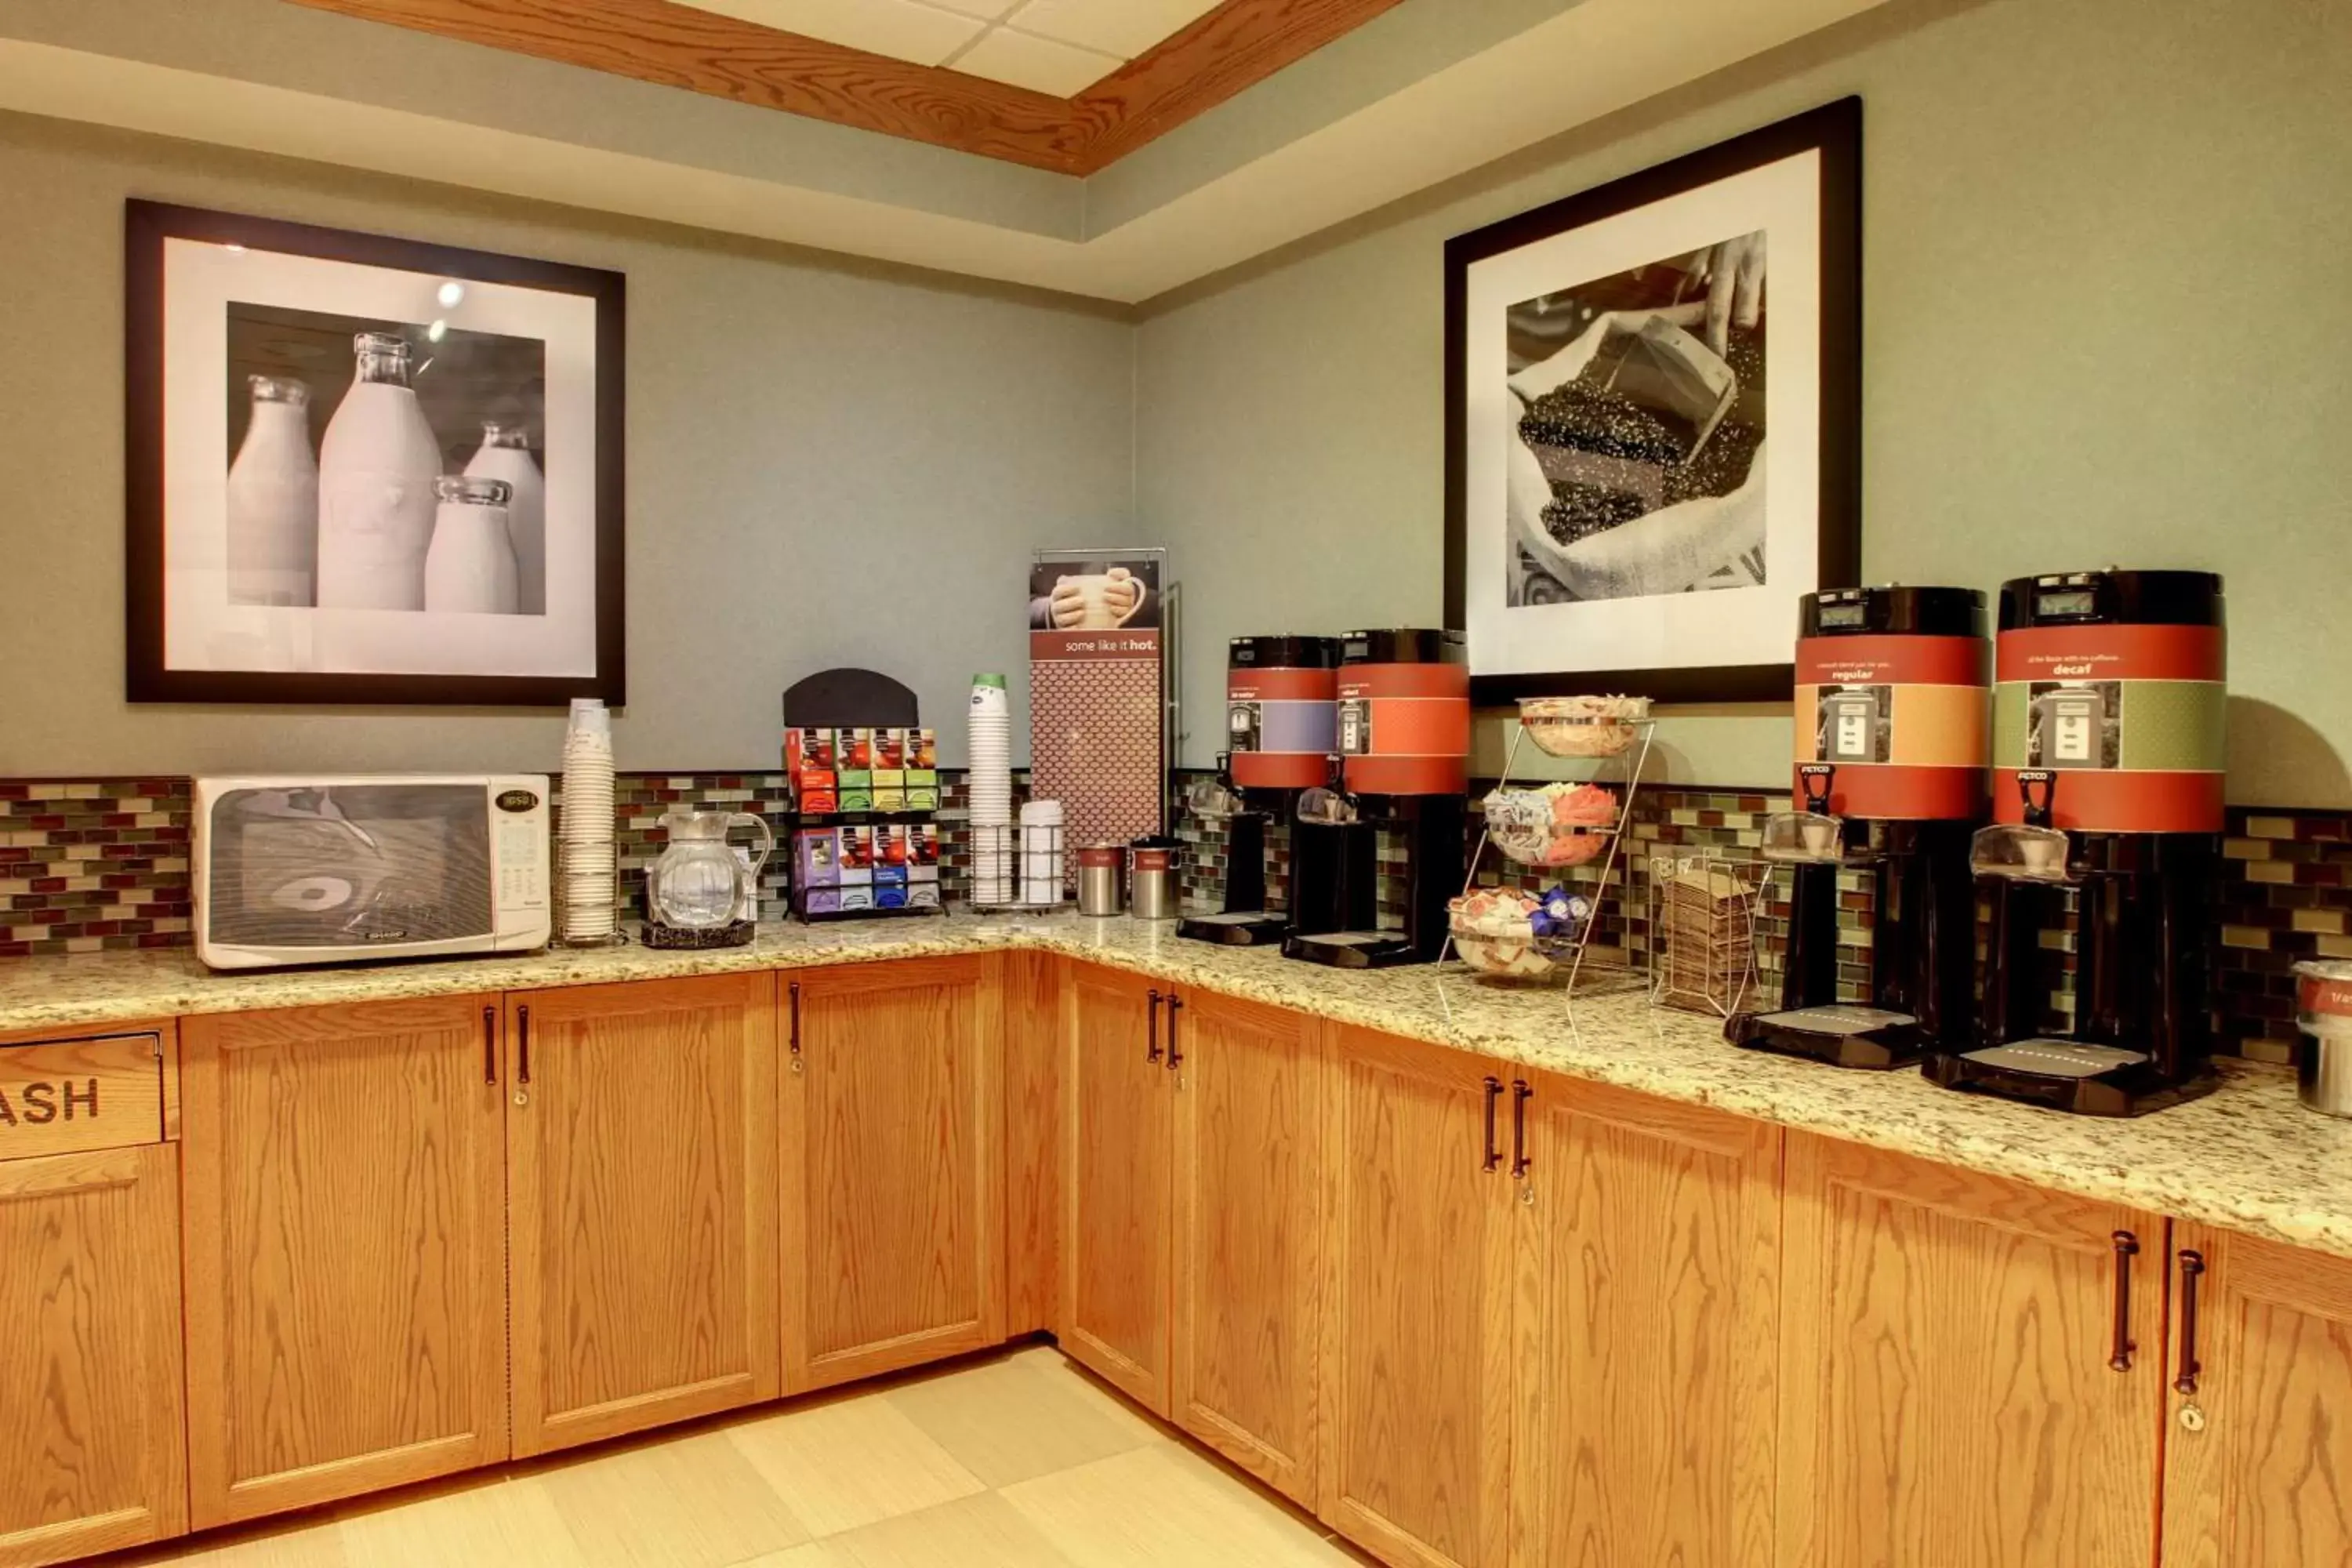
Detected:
left=1444, top=698, right=1656, bottom=1011
left=1645, top=845, right=1765, bottom=1017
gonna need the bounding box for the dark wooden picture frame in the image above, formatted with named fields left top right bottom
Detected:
left=125, top=199, right=626, bottom=705
left=1443, top=97, right=1862, bottom=706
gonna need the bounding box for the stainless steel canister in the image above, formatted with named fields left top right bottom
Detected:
left=1128, top=837, right=1181, bottom=921
left=2292, top=959, right=2352, bottom=1118
left=1076, top=844, right=1123, bottom=917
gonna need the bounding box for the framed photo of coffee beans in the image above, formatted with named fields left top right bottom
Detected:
left=125, top=200, right=625, bottom=704
left=1443, top=98, right=1861, bottom=703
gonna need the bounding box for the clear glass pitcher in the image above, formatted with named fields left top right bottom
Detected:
left=648, top=809, right=773, bottom=930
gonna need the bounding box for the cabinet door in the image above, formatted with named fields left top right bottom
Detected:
left=1171, top=990, right=1327, bottom=1506
left=1778, top=1131, right=2165, bottom=1568
left=0, top=1145, right=186, bottom=1568
left=1062, top=964, right=1174, bottom=1413
left=181, top=998, right=509, bottom=1526
left=508, top=974, right=779, bottom=1456
left=2161, top=1224, right=2352, bottom=1568
left=1320, top=1027, right=1515, bottom=1568
left=1003, top=951, right=1064, bottom=1339
left=1509, top=1074, right=1780, bottom=1568
left=781, top=956, right=1004, bottom=1392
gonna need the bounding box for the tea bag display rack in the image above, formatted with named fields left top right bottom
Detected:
left=1443, top=713, right=1658, bottom=1008
left=780, top=666, right=947, bottom=924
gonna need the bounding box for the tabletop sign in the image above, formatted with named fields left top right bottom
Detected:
left=0, top=1034, right=165, bottom=1160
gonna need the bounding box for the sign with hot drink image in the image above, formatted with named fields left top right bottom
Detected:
left=127, top=201, right=625, bottom=704
left=1029, top=550, right=1167, bottom=863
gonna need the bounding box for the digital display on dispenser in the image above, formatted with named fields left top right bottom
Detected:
left=2036, top=589, right=2098, bottom=618
left=1817, top=601, right=1867, bottom=629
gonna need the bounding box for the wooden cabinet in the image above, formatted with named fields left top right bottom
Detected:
left=1003, top=951, right=1064, bottom=1339
left=180, top=997, right=509, bottom=1525
left=780, top=956, right=1004, bottom=1392
left=2160, top=1224, right=2352, bottom=1567
left=1777, top=1131, right=2166, bottom=1568
left=1508, top=1073, right=1780, bottom=1568
left=506, top=974, right=779, bottom=1455
left=0, top=1144, right=185, bottom=1568
left=1319, top=1027, right=1515, bottom=1568
left=1171, top=989, right=1327, bottom=1506
left=1061, top=964, right=1175, bottom=1412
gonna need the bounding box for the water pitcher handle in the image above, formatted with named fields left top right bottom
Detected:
left=730, top=812, right=775, bottom=877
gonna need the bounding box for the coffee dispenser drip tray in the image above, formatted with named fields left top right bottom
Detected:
left=1924, top=1040, right=2216, bottom=1118
left=1727, top=1003, right=1926, bottom=1070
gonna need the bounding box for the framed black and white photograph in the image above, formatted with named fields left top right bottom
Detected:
left=126, top=200, right=625, bottom=704
left=1444, top=98, right=1860, bottom=703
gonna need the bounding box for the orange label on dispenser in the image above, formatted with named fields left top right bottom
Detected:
left=1995, top=624, right=2224, bottom=684
left=2300, top=976, right=2352, bottom=1019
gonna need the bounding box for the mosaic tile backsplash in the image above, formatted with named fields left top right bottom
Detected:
left=0, top=770, right=2320, bottom=1064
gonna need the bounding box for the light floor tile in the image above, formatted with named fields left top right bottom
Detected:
left=885, top=1348, right=1160, bottom=1487
left=116, top=1513, right=350, bottom=1566
left=534, top=1428, right=810, bottom=1568
left=338, top=1475, right=585, bottom=1568
left=725, top=1390, right=986, bottom=1537
left=796, top=1490, right=1079, bottom=1568
left=1000, top=1441, right=1358, bottom=1568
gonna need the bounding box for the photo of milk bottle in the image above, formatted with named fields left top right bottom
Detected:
left=224, top=375, right=318, bottom=606
left=316, top=332, right=441, bottom=610
left=463, top=422, right=546, bottom=614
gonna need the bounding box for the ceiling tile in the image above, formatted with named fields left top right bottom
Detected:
left=951, top=26, right=1123, bottom=95
left=1004, top=0, right=1221, bottom=59
left=671, top=0, right=984, bottom=66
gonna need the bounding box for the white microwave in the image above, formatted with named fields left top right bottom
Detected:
left=194, top=775, right=552, bottom=970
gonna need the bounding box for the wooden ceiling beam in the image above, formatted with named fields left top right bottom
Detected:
left=278, top=0, right=1405, bottom=177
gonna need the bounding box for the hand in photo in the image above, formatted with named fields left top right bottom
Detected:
left=1700, top=232, right=1766, bottom=357
left=1049, top=566, right=1146, bottom=629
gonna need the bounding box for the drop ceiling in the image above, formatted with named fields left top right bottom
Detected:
left=0, top=0, right=1895, bottom=303
left=673, top=0, right=1225, bottom=95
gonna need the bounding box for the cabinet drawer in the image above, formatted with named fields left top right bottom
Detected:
left=0, top=1033, right=167, bottom=1160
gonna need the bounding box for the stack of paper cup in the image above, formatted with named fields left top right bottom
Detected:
left=969, top=674, right=1013, bottom=904
left=1020, top=798, right=1063, bottom=906
left=560, top=697, right=620, bottom=944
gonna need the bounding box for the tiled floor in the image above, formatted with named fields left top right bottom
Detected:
left=106, top=1346, right=1370, bottom=1568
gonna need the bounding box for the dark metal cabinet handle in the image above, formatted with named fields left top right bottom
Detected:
left=1482, top=1077, right=1503, bottom=1172
left=517, top=1004, right=532, bottom=1085
left=789, top=982, right=803, bottom=1071
left=1511, top=1080, right=1533, bottom=1178
left=2109, top=1231, right=2140, bottom=1372
left=1166, top=996, right=1184, bottom=1073
left=2175, top=1249, right=2206, bottom=1395
left=483, top=1006, right=498, bottom=1085
left=1146, top=990, right=1163, bottom=1064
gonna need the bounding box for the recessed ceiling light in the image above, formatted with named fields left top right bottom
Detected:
left=437, top=281, right=465, bottom=307
left=427, top=319, right=448, bottom=342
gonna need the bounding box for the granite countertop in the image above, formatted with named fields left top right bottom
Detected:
left=5, top=913, right=2348, bottom=1261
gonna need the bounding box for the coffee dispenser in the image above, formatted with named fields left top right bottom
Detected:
left=1284, top=629, right=1469, bottom=969
left=1730, top=586, right=1990, bottom=1068
left=1925, top=569, right=2226, bottom=1116
left=1179, top=635, right=1341, bottom=947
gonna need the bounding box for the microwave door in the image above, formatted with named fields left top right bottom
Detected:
left=209, top=783, right=496, bottom=950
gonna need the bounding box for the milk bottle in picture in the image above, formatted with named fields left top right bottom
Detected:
left=464, top=423, right=546, bottom=614
left=225, top=375, right=318, bottom=606
left=423, top=475, right=519, bottom=614
left=318, top=332, right=441, bottom=610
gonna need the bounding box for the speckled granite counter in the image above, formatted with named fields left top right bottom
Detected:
left=5, top=913, right=2347, bottom=1261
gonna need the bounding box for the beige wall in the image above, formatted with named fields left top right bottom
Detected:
left=0, top=114, right=1134, bottom=776
left=1138, top=0, right=2352, bottom=805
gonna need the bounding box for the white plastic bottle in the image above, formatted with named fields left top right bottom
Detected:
left=317, top=332, right=441, bottom=610
left=225, top=375, right=318, bottom=606
left=422, top=475, right=519, bottom=614
left=464, top=423, right=546, bottom=614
